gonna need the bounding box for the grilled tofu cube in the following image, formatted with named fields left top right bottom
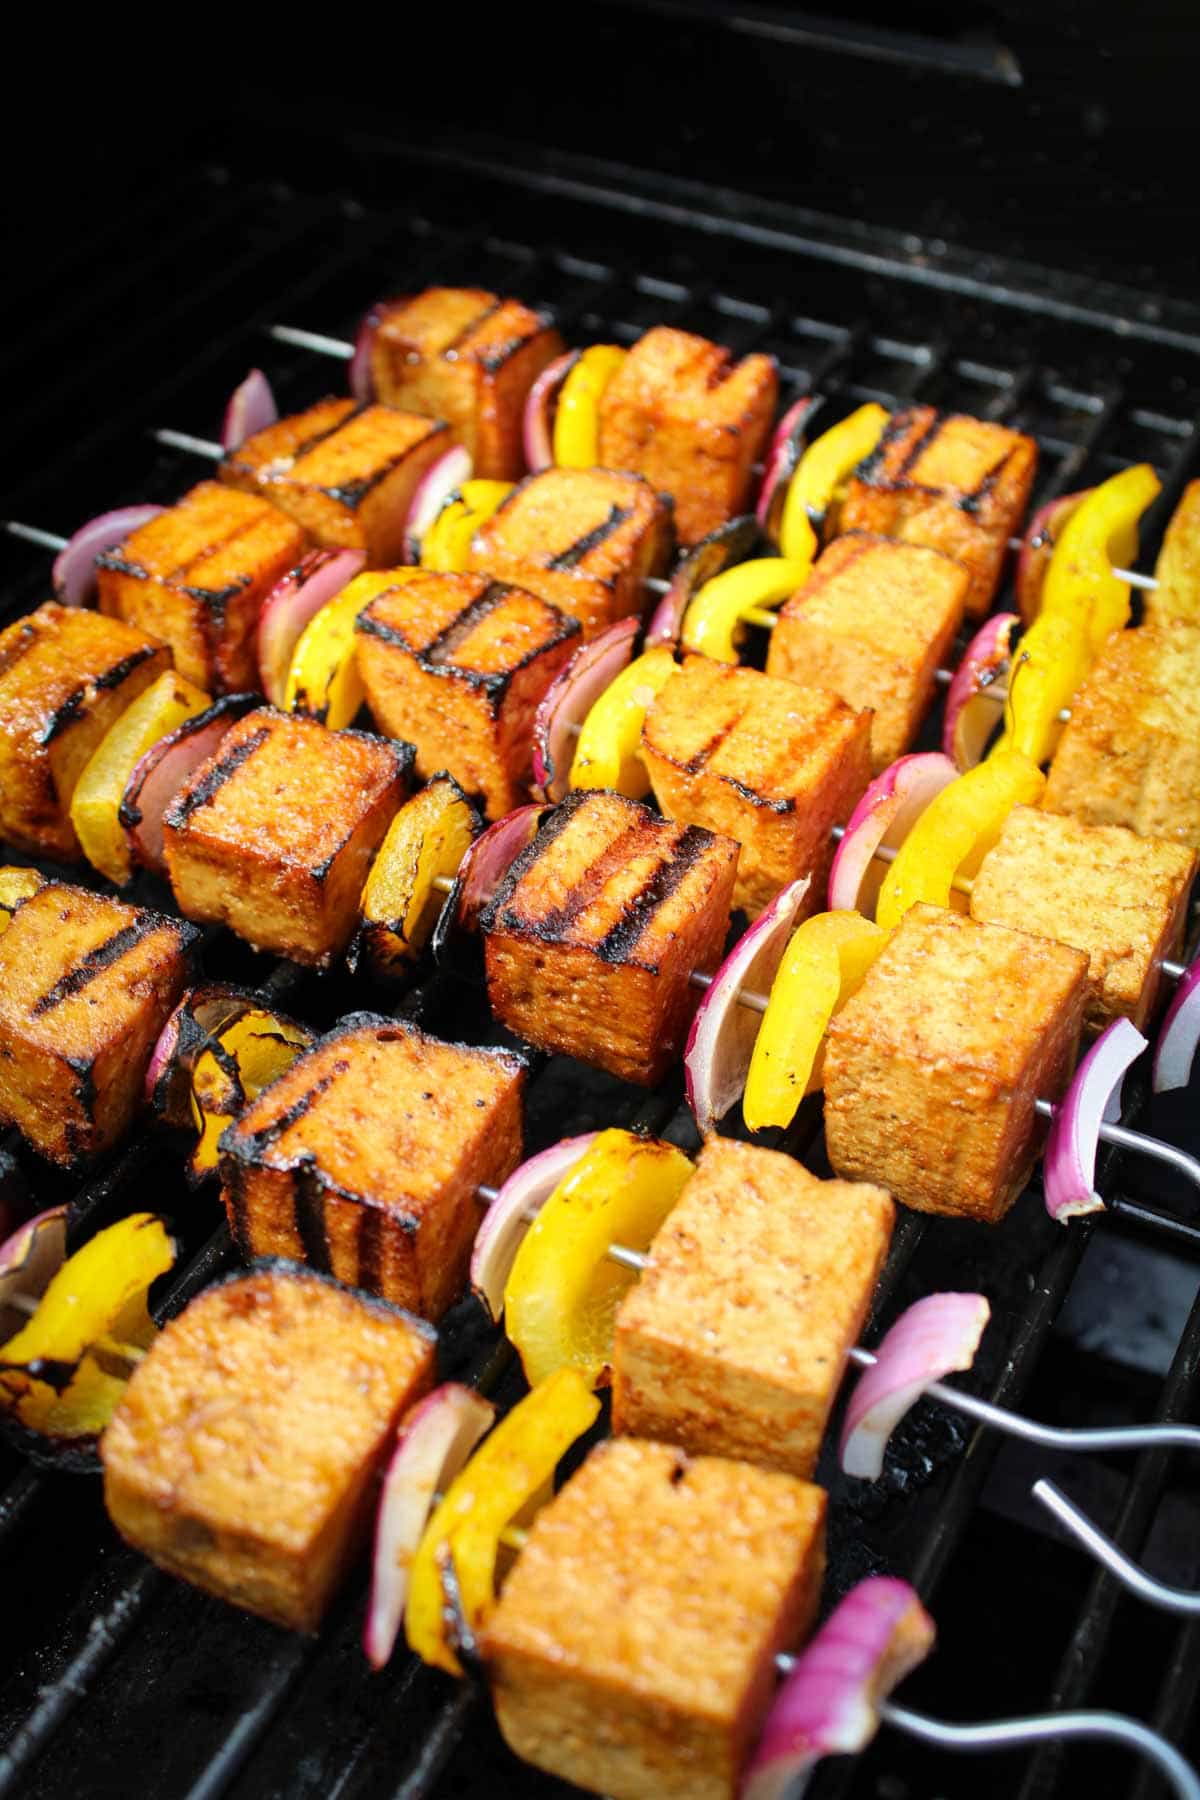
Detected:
left=767, top=533, right=968, bottom=771
left=1043, top=621, right=1200, bottom=847
left=368, top=287, right=565, bottom=480
left=0, top=882, right=196, bottom=1166
left=102, top=1264, right=435, bottom=1633
left=95, top=481, right=308, bottom=693
left=596, top=325, right=778, bottom=546
left=219, top=1014, right=524, bottom=1320
left=354, top=572, right=579, bottom=817
left=1151, top=480, right=1200, bottom=625
left=641, top=656, right=871, bottom=918
left=484, top=1437, right=826, bottom=1800
left=825, top=904, right=1087, bottom=1223
left=482, top=789, right=737, bottom=1086
left=969, top=806, right=1196, bottom=1032
left=467, top=465, right=672, bottom=640
left=614, top=1139, right=893, bottom=1477
left=0, top=603, right=169, bottom=860
left=840, top=407, right=1037, bottom=616
left=162, top=707, right=411, bottom=966
left=221, top=397, right=450, bottom=567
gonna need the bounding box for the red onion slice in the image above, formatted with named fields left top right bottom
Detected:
left=531, top=617, right=638, bottom=802
left=941, top=613, right=1019, bottom=772
left=1044, top=1017, right=1148, bottom=1222
left=744, top=1577, right=936, bottom=1799
left=257, top=548, right=366, bottom=707
left=1015, top=489, right=1091, bottom=624
left=221, top=369, right=278, bottom=451
left=121, top=695, right=257, bottom=873
left=364, top=1383, right=495, bottom=1670
left=52, top=505, right=165, bottom=609
left=0, top=1207, right=69, bottom=1342
left=470, top=1134, right=599, bottom=1319
left=1154, top=959, right=1200, bottom=1094
left=828, top=752, right=958, bottom=917
left=645, top=514, right=762, bottom=649
left=522, top=349, right=580, bottom=473
left=684, top=878, right=812, bottom=1134
left=403, top=445, right=474, bottom=565
left=756, top=395, right=819, bottom=544
left=840, top=1293, right=991, bottom=1480
left=453, top=803, right=547, bottom=935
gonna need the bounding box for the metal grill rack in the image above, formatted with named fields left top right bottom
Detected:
left=2, top=145, right=1199, bottom=1800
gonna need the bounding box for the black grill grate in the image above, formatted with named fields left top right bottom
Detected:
left=3, top=146, right=1199, bottom=1800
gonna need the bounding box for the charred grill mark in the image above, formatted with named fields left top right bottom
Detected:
left=0, top=620, right=38, bottom=683
left=294, top=1163, right=332, bottom=1274
left=594, top=825, right=711, bottom=964
left=422, top=582, right=508, bottom=665
left=164, top=726, right=272, bottom=826
left=546, top=505, right=632, bottom=571
left=957, top=445, right=1019, bottom=515
left=480, top=792, right=581, bottom=930
left=31, top=921, right=150, bottom=1016
left=179, top=576, right=252, bottom=607
left=322, top=423, right=446, bottom=511
left=310, top=820, right=359, bottom=883
left=896, top=411, right=945, bottom=479
left=165, top=508, right=281, bottom=590
left=38, top=647, right=160, bottom=746
left=723, top=774, right=795, bottom=813
left=442, top=297, right=504, bottom=360
left=677, top=671, right=744, bottom=776
left=532, top=820, right=657, bottom=940
left=226, top=402, right=368, bottom=478
left=227, top=1061, right=348, bottom=1159
left=94, top=551, right=149, bottom=579
left=119, top=695, right=257, bottom=829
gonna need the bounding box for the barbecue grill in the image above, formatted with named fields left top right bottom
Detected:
left=3, top=10, right=1200, bottom=1795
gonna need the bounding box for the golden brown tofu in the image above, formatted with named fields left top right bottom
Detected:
left=613, top=1139, right=893, bottom=1477
left=220, top=397, right=450, bottom=567
left=102, top=1264, right=435, bottom=1633
left=1150, top=480, right=1200, bottom=626
left=354, top=571, right=579, bottom=818
left=0, top=603, right=169, bottom=860
left=484, top=1437, right=826, bottom=1800
left=840, top=407, right=1037, bottom=617
left=0, top=882, right=197, bottom=1166
left=970, top=806, right=1196, bottom=1032
left=219, top=1014, right=524, bottom=1320
left=1043, top=621, right=1200, bottom=847
left=467, top=465, right=672, bottom=640
left=369, top=287, right=565, bottom=480
left=162, top=707, right=411, bottom=966
left=596, top=325, right=779, bottom=546
left=482, top=789, right=737, bottom=1086
left=767, top=532, right=968, bottom=771
left=95, top=481, right=308, bottom=692
left=642, top=656, right=872, bottom=918
left=825, top=905, right=1087, bottom=1223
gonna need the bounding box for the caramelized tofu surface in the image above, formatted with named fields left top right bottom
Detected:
left=840, top=407, right=1037, bottom=616
left=1151, top=480, right=1200, bottom=625
left=767, top=533, right=968, bottom=771
left=0, top=882, right=196, bottom=1166
left=219, top=1014, right=524, bottom=1319
left=614, top=1139, right=893, bottom=1476
left=1043, top=621, right=1200, bottom=846
left=642, top=656, right=871, bottom=917
left=484, top=1437, right=826, bottom=1800
left=102, top=1265, right=435, bottom=1633
left=825, top=905, right=1087, bottom=1223
left=162, top=707, right=411, bottom=966
left=970, top=806, right=1196, bottom=1032
left=482, top=789, right=737, bottom=1085
left=596, top=325, right=778, bottom=545
left=369, top=287, right=564, bottom=480
left=355, top=571, right=579, bottom=817
left=95, top=481, right=308, bottom=691
left=221, top=398, right=450, bottom=566
left=468, top=466, right=672, bottom=640
left=0, top=603, right=169, bottom=859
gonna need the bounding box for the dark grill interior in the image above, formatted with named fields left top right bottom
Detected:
left=3, top=130, right=1200, bottom=1800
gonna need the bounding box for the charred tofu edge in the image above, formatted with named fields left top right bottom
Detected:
left=355, top=581, right=581, bottom=711
left=221, top=404, right=450, bottom=512
left=479, top=471, right=669, bottom=586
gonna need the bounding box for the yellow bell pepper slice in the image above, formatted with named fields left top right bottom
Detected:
left=875, top=748, right=1046, bottom=932
left=0, top=1213, right=174, bottom=1440
left=69, top=671, right=210, bottom=884
left=406, top=1367, right=600, bottom=1674
left=355, top=776, right=478, bottom=974
left=569, top=646, right=678, bottom=797
left=0, top=868, right=45, bottom=934
left=420, top=480, right=515, bottom=573
left=552, top=344, right=627, bottom=469
left=189, top=1009, right=314, bottom=1176
left=504, top=1128, right=693, bottom=1388
left=744, top=911, right=888, bottom=1130
left=681, top=557, right=813, bottom=663
left=1041, top=463, right=1161, bottom=652
left=779, top=402, right=889, bottom=561
left=285, top=569, right=414, bottom=729
left=997, top=609, right=1093, bottom=767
